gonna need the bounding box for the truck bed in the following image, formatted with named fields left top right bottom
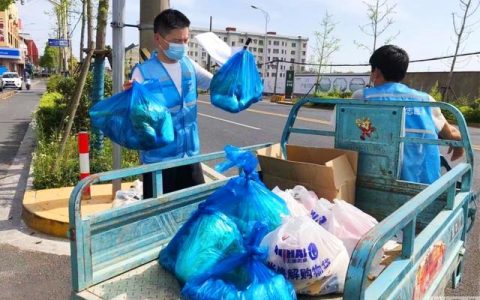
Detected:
left=75, top=260, right=343, bottom=300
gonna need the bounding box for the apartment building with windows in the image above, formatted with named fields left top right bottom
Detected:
left=189, top=27, right=308, bottom=79
left=0, top=3, right=24, bottom=72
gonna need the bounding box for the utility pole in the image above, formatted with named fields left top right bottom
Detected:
left=140, top=0, right=170, bottom=54
left=111, top=0, right=125, bottom=195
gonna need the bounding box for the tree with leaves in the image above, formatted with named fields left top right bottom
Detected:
left=39, top=44, right=60, bottom=71
left=355, top=0, right=399, bottom=54
left=312, top=11, right=340, bottom=92
left=442, top=0, right=480, bottom=101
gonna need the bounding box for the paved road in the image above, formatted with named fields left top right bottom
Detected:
left=0, top=88, right=478, bottom=299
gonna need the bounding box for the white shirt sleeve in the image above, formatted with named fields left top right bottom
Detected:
left=190, top=58, right=213, bottom=90
left=428, top=95, right=447, bottom=132
left=131, top=67, right=144, bottom=83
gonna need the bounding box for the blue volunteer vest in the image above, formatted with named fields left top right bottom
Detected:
left=363, top=82, right=441, bottom=184
left=136, top=53, right=199, bottom=163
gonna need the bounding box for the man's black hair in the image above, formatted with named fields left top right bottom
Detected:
left=369, top=45, right=409, bottom=82
left=153, top=9, right=190, bottom=36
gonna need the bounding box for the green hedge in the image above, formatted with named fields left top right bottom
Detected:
left=32, top=73, right=139, bottom=189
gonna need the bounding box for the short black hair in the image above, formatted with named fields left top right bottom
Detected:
left=369, top=45, right=409, bottom=82
left=153, top=9, right=190, bottom=36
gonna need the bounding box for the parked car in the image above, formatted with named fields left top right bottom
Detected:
left=2, top=72, right=23, bottom=90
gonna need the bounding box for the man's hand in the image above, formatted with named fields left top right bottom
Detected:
left=123, top=80, right=133, bottom=90
left=439, top=122, right=464, bottom=161
left=448, top=145, right=464, bottom=161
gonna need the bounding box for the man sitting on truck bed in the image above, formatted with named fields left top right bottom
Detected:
left=352, top=45, right=463, bottom=184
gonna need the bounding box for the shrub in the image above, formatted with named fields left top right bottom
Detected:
left=34, top=92, right=66, bottom=140
left=32, top=137, right=140, bottom=189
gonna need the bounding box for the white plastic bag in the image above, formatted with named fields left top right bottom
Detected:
left=260, top=216, right=349, bottom=295
left=287, top=185, right=318, bottom=211
left=327, top=199, right=378, bottom=255
left=112, top=179, right=143, bottom=208
left=272, top=186, right=309, bottom=217
left=310, top=198, right=333, bottom=227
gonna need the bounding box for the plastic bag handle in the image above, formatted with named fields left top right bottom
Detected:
left=243, top=38, right=252, bottom=49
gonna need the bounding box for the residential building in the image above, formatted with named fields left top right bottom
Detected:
left=20, top=33, right=39, bottom=66
left=0, top=3, right=23, bottom=72
left=189, top=27, right=308, bottom=78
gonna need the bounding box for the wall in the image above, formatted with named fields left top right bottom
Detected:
left=404, top=72, right=480, bottom=100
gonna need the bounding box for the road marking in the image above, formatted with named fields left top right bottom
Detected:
left=198, top=113, right=261, bottom=130
left=198, top=100, right=331, bottom=125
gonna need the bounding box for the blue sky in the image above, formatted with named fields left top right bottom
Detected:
left=19, top=0, right=480, bottom=72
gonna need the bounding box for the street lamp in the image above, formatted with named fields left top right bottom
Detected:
left=251, top=5, right=269, bottom=79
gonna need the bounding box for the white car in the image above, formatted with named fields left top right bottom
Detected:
left=2, top=72, right=23, bottom=90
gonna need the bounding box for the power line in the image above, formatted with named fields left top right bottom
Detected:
left=262, top=50, right=480, bottom=67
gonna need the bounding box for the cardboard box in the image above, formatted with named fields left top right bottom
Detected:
left=257, top=144, right=358, bottom=204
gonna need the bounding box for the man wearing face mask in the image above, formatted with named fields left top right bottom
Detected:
left=351, top=45, right=463, bottom=184
left=128, top=9, right=213, bottom=198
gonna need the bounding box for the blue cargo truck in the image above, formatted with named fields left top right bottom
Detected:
left=69, top=98, right=476, bottom=299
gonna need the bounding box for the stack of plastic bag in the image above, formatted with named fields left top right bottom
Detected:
left=272, top=187, right=309, bottom=217
left=210, top=46, right=263, bottom=113
left=287, top=185, right=318, bottom=212
left=182, top=223, right=296, bottom=300
left=311, top=199, right=378, bottom=256
left=160, top=145, right=289, bottom=282
left=89, top=80, right=174, bottom=150
left=260, top=216, right=349, bottom=295
left=159, top=205, right=243, bottom=283
left=112, top=179, right=143, bottom=208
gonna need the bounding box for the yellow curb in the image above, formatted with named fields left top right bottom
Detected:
left=22, top=182, right=133, bottom=238
left=0, top=91, right=17, bottom=100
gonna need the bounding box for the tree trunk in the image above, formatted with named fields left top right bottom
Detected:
left=87, top=0, right=93, bottom=49
left=90, top=0, right=109, bottom=151
left=57, top=43, right=94, bottom=159
left=442, top=0, right=471, bottom=101
left=80, top=0, right=86, bottom=61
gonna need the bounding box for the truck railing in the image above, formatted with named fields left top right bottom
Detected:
left=345, top=163, right=472, bottom=299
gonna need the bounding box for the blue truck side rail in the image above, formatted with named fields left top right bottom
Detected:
left=69, top=98, right=475, bottom=299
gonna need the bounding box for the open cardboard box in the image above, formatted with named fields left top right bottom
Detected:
left=257, top=144, right=358, bottom=204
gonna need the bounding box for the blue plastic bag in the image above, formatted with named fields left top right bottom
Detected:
left=182, top=223, right=297, bottom=300
left=159, top=205, right=243, bottom=283
left=159, top=145, right=289, bottom=283
left=210, top=49, right=263, bottom=113
left=89, top=80, right=174, bottom=150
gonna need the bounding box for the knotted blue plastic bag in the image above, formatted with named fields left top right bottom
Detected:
left=206, top=145, right=289, bottom=236
left=89, top=80, right=174, bottom=150
left=182, top=223, right=297, bottom=300
left=159, top=205, right=243, bottom=283
left=210, top=48, right=263, bottom=113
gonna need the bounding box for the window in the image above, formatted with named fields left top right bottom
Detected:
left=268, top=56, right=271, bottom=61
left=273, top=49, right=279, bottom=54
left=253, top=47, right=257, bottom=51
left=302, top=59, right=306, bottom=63
left=240, top=38, right=244, bottom=43
left=253, top=39, right=258, bottom=44
left=224, top=37, right=227, bottom=42
left=290, top=58, right=295, bottom=63
left=291, top=50, right=296, bottom=55
left=268, top=49, right=271, bottom=53
left=272, top=72, right=277, bottom=77
left=302, top=51, right=306, bottom=56
left=267, top=72, right=270, bottom=77
left=259, top=40, right=264, bottom=45
left=195, top=52, right=198, bottom=57
left=301, top=66, right=306, bottom=71
left=303, top=43, right=307, bottom=48
left=202, top=52, right=206, bottom=58
left=273, top=40, right=280, bottom=46
left=273, top=56, right=278, bottom=61
left=258, top=48, right=263, bottom=53
left=231, top=41, right=236, bottom=46
left=281, top=41, right=285, bottom=46
left=269, top=40, right=272, bottom=45
left=292, top=42, right=297, bottom=47
left=290, top=66, right=294, bottom=71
